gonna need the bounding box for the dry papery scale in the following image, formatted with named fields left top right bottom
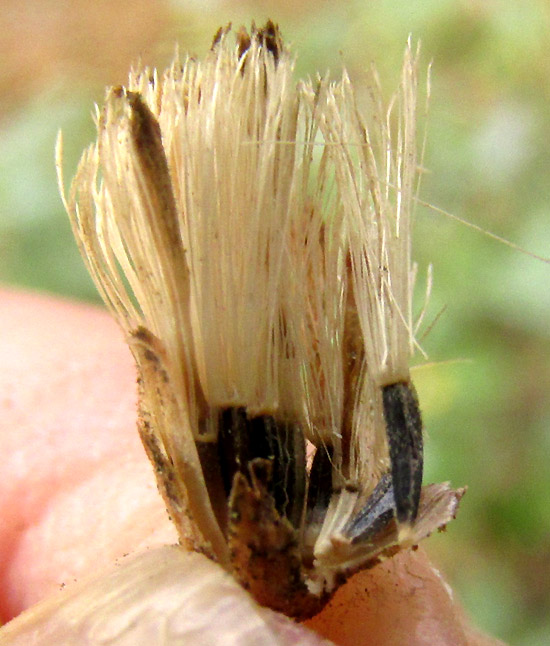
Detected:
left=57, top=21, right=464, bottom=619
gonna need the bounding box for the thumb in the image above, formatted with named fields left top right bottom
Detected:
left=0, top=546, right=332, bottom=646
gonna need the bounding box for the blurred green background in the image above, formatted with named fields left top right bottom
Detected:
left=1, top=1, right=549, bottom=643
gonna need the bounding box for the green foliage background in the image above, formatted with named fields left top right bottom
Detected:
left=1, top=1, right=549, bottom=643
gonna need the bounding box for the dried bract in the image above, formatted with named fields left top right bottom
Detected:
left=57, top=21, right=464, bottom=618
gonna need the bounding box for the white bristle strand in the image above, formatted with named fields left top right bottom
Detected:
left=152, top=42, right=301, bottom=415
left=280, top=95, right=348, bottom=447
left=347, top=44, right=420, bottom=387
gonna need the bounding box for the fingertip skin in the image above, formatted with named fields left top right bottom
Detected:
left=0, top=547, right=333, bottom=646
left=305, top=549, right=470, bottom=646
left=0, top=291, right=494, bottom=646
left=0, top=290, right=175, bottom=620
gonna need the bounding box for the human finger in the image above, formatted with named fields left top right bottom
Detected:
left=0, top=291, right=501, bottom=645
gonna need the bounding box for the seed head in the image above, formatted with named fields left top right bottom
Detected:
left=57, top=21, right=463, bottom=618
